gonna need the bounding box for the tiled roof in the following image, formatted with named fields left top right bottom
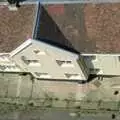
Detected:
left=0, top=4, right=36, bottom=52
left=35, top=3, right=120, bottom=54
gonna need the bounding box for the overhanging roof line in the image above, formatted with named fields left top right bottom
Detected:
left=10, top=39, right=32, bottom=57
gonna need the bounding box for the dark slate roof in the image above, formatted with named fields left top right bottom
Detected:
left=35, top=3, right=120, bottom=54
left=0, top=4, right=36, bottom=52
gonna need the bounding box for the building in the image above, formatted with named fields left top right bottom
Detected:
left=1, top=2, right=120, bottom=81
left=0, top=2, right=89, bottom=81
left=0, top=0, right=120, bottom=112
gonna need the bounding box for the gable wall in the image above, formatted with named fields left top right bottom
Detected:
left=11, top=40, right=88, bottom=80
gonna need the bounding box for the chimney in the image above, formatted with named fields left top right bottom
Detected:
left=8, top=4, right=18, bottom=11
left=7, top=0, right=20, bottom=11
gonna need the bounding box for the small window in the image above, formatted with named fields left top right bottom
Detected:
left=35, top=72, right=51, bottom=78
left=34, top=49, right=46, bottom=55
left=65, top=73, right=81, bottom=80
left=56, top=60, right=74, bottom=67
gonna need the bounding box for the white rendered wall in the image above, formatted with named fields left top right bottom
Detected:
left=11, top=39, right=89, bottom=80
left=82, top=54, right=120, bottom=75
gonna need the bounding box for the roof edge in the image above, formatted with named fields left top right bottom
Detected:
left=32, top=2, right=41, bottom=39
left=32, top=2, right=40, bottom=39
left=81, top=53, right=120, bottom=56
left=10, top=39, right=32, bottom=57
left=31, top=39, right=79, bottom=59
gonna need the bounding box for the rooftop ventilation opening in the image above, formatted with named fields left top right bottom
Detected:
left=34, top=49, right=46, bottom=55
left=35, top=72, right=51, bottom=79
left=21, top=56, right=41, bottom=66
left=56, top=60, right=74, bottom=67
left=65, top=73, right=81, bottom=80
